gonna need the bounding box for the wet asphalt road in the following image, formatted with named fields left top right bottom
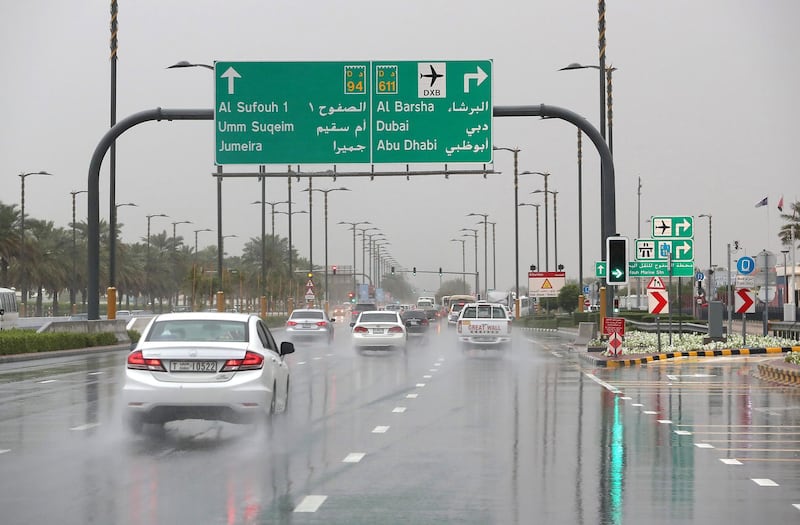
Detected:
left=0, top=323, right=799, bottom=524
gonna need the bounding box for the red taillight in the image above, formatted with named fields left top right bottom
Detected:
left=221, top=351, right=264, bottom=372
left=353, top=326, right=368, bottom=333
left=127, top=350, right=166, bottom=372
left=388, top=326, right=404, bottom=333
left=421, top=319, right=429, bottom=326
left=286, top=321, right=298, bottom=327
left=316, top=321, right=328, bottom=327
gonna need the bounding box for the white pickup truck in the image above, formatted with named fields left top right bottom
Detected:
left=455, top=302, right=512, bottom=349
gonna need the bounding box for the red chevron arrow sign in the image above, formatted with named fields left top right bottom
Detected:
left=647, top=290, right=669, bottom=314
left=735, top=288, right=755, bottom=314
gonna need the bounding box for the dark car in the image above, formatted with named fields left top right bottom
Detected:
left=401, top=309, right=430, bottom=343
left=351, top=302, right=377, bottom=323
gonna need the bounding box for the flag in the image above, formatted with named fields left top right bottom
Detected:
left=778, top=195, right=784, bottom=212
left=755, top=196, right=768, bottom=208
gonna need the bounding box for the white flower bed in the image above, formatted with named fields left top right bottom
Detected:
left=589, top=331, right=800, bottom=357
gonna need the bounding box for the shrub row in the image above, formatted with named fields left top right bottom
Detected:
left=0, top=330, right=119, bottom=356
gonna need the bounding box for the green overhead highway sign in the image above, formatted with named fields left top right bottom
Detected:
left=628, top=260, right=695, bottom=278
left=651, top=215, right=694, bottom=239
left=214, top=60, right=492, bottom=165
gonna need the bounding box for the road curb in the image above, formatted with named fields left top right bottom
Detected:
left=577, top=346, right=800, bottom=369
left=755, top=358, right=800, bottom=386
left=0, top=344, right=130, bottom=364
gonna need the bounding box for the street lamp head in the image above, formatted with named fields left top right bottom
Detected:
left=493, top=146, right=520, bottom=153
left=698, top=213, right=711, bottom=219
left=467, top=212, right=488, bottom=218
left=520, top=171, right=550, bottom=177
left=194, top=228, right=212, bottom=233
left=172, top=220, right=192, bottom=226
left=116, top=202, right=137, bottom=209
left=167, top=60, right=213, bottom=70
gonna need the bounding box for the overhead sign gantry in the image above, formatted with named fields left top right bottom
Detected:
left=214, top=60, right=492, bottom=165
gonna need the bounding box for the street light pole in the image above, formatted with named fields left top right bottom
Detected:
left=488, top=221, right=497, bottom=290
left=461, top=228, right=479, bottom=297
left=19, top=171, right=53, bottom=317
left=524, top=172, right=550, bottom=271
left=468, top=212, right=489, bottom=296
left=192, top=228, right=212, bottom=310
left=111, top=202, right=137, bottom=310
left=519, top=203, right=541, bottom=271
left=699, top=214, right=712, bottom=300
left=303, top=187, right=350, bottom=309
left=70, top=189, right=88, bottom=314
left=146, top=213, right=168, bottom=311
left=171, top=220, right=192, bottom=308
left=450, top=239, right=467, bottom=293
left=338, top=221, right=370, bottom=298
left=494, top=146, right=521, bottom=306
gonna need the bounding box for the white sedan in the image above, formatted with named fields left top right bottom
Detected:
left=122, top=312, right=294, bottom=434
left=350, top=310, right=407, bottom=351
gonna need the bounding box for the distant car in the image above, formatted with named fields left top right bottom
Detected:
left=285, top=308, right=334, bottom=345
left=384, top=304, right=402, bottom=312
left=351, top=310, right=407, bottom=351
left=332, top=303, right=351, bottom=320
left=400, top=309, right=430, bottom=343
left=447, top=301, right=471, bottom=327
left=351, top=302, right=378, bottom=323
left=121, top=312, right=294, bottom=434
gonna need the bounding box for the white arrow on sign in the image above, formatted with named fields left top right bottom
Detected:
left=675, top=241, right=692, bottom=259
left=675, top=218, right=692, bottom=236
left=221, top=66, right=241, bottom=95
left=463, top=66, right=488, bottom=93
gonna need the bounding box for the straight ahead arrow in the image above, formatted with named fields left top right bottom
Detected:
left=221, top=66, right=241, bottom=95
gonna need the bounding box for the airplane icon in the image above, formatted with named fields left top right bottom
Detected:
left=655, top=220, right=670, bottom=235
left=419, top=65, right=443, bottom=87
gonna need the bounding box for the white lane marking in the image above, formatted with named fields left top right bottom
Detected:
left=752, top=478, right=779, bottom=487
left=343, top=453, right=365, bottom=463
left=434, top=363, right=441, bottom=367
left=313, top=357, right=322, bottom=360
left=631, top=403, right=644, bottom=407
left=720, top=459, right=743, bottom=465
left=695, top=443, right=714, bottom=449
left=429, top=368, right=438, bottom=372
left=70, top=423, right=100, bottom=431
left=294, top=495, right=328, bottom=512
left=406, top=394, right=419, bottom=399
left=793, top=504, right=800, bottom=511
left=37, top=380, right=56, bottom=384
left=372, top=426, right=390, bottom=433
left=416, top=383, right=426, bottom=388
left=551, top=351, right=563, bottom=357
left=392, top=407, right=407, bottom=413
left=674, top=430, right=693, bottom=436
left=88, top=371, right=103, bottom=375
left=584, top=373, right=621, bottom=394
left=326, top=353, right=334, bottom=357
left=620, top=396, right=632, bottom=400
left=0, top=449, right=10, bottom=454
left=657, top=420, right=672, bottom=424
left=643, top=411, right=658, bottom=415
left=297, top=361, right=307, bottom=365
left=423, top=375, right=432, bottom=379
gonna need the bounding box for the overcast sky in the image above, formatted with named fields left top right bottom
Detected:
left=2, top=1, right=798, bottom=295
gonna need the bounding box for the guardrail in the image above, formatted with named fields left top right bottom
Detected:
left=769, top=321, right=800, bottom=339
left=626, top=319, right=709, bottom=334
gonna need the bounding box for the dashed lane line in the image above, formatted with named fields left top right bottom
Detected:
left=294, top=495, right=328, bottom=513
left=343, top=453, right=365, bottom=463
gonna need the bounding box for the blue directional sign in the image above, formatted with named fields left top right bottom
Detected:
left=696, top=272, right=705, bottom=281
left=737, top=256, right=756, bottom=275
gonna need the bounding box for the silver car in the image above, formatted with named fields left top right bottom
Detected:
left=285, top=308, right=335, bottom=345
left=122, top=312, right=294, bottom=434
left=350, top=310, right=407, bottom=351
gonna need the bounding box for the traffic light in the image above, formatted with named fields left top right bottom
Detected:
left=391, top=266, right=395, bottom=275
left=438, top=267, right=442, bottom=276
left=606, top=236, right=629, bottom=285
left=307, top=272, right=313, bottom=279
left=347, top=291, right=355, bottom=303
left=332, top=265, right=337, bottom=275
left=412, top=267, right=416, bottom=276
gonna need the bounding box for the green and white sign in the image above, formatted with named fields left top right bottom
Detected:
left=628, top=260, right=694, bottom=278
left=636, top=238, right=694, bottom=261
left=595, top=261, right=607, bottom=278
left=651, top=216, right=694, bottom=239
left=214, top=60, right=492, bottom=165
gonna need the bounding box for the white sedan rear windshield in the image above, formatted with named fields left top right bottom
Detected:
left=359, top=313, right=398, bottom=323
left=290, top=311, right=324, bottom=320
left=146, top=320, right=248, bottom=342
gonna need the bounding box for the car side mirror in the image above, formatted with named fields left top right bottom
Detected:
left=330, top=318, right=336, bottom=323
left=280, top=341, right=295, bottom=356
left=349, top=322, right=355, bottom=327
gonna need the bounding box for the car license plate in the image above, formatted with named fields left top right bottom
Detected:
left=170, top=360, right=216, bottom=372
left=302, top=323, right=313, bottom=329
left=372, top=328, right=384, bottom=334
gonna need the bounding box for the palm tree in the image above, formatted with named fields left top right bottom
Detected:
left=25, top=219, right=71, bottom=316
left=0, top=202, right=20, bottom=285
left=779, top=200, right=800, bottom=248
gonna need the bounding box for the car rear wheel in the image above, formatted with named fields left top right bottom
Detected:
left=125, top=414, right=144, bottom=435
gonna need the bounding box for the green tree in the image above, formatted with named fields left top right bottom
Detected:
left=779, top=200, right=800, bottom=248
left=436, top=278, right=471, bottom=298
left=0, top=202, right=20, bottom=285
left=558, top=283, right=580, bottom=312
